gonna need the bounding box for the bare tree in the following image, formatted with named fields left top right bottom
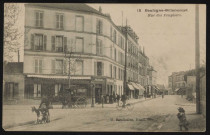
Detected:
left=4, top=3, right=22, bottom=62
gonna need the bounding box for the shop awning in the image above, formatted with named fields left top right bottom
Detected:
left=127, top=83, right=135, bottom=90
left=130, top=82, right=140, bottom=90
left=175, top=88, right=180, bottom=92
left=136, top=83, right=145, bottom=90
left=27, top=75, right=91, bottom=80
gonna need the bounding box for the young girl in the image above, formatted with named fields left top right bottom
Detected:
left=177, top=107, right=189, bottom=131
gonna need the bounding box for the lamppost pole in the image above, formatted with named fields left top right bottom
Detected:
left=91, top=82, right=95, bottom=107
left=123, top=18, right=128, bottom=96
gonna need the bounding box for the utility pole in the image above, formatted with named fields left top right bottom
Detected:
left=195, top=4, right=201, bottom=114
left=123, top=19, right=128, bottom=96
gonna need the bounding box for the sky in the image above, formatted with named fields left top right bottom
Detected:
left=6, top=4, right=206, bottom=87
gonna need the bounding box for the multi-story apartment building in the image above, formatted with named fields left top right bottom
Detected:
left=147, top=66, right=157, bottom=86
left=24, top=3, right=150, bottom=102
left=168, top=71, right=186, bottom=94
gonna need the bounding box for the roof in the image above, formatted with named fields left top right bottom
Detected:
left=25, top=3, right=104, bottom=16
left=4, top=62, right=23, bottom=74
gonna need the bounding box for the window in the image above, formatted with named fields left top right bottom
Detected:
left=113, top=30, right=117, bottom=43
left=110, top=64, right=112, bottom=78
left=97, top=62, right=102, bottom=76
left=118, top=35, right=121, bottom=46
left=34, top=84, right=41, bottom=98
left=56, top=14, right=64, bottom=29
left=121, top=37, right=124, bottom=49
left=96, top=19, right=103, bottom=34
left=110, top=45, right=112, bottom=58
left=75, top=37, right=84, bottom=52
left=31, top=34, right=47, bottom=51
left=96, top=39, right=103, bottom=55
left=114, top=66, right=117, bottom=79
left=55, top=36, right=63, bottom=52
left=35, top=11, right=43, bottom=27
left=110, top=27, right=112, bottom=40
left=34, top=34, right=43, bottom=50
left=51, top=36, right=67, bottom=52
left=55, top=60, right=63, bottom=74
left=76, top=16, right=84, bottom=32
left=118, top=68, right=120, bottom=79
left=114, top=48, right=117, bottom=61
left=55, top=84, right=62, bottom=96
left=75, top=61, right=83, bottom=75
left=35, top=59, right=42, bottom=74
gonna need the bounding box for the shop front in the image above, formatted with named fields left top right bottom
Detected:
left=127, top=83, right=135, bottom=99
left=91, top=77, right=106, bottom=104
left=24, top=75, right=91, bottom=102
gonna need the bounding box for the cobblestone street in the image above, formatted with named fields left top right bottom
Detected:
left=3, top=95, right=205, bottom=132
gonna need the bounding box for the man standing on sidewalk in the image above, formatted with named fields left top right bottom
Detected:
left=116, top=94, right=120, bottom=106
left=121, top=94, right=127, bottom=107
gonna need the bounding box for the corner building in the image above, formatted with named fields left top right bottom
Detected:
left=24, top=3, right=149, bottom=103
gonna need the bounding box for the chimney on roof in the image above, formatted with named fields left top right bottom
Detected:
left=99, top=6, right=102, bottom=13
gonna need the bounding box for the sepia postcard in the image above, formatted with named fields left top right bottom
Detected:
left=3, top=3, right=206, bottom=132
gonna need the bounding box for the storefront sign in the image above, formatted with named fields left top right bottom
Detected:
left=94, top=78, right=104, bottom=82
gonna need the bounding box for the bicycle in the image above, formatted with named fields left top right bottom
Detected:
left=116, top=102, right=134, bottom=111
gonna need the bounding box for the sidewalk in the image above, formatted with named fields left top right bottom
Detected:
left=159, top=96, right=206, bottom=132
left=3, top=96, right=160, bottom=130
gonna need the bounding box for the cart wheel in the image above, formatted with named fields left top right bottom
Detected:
left=76, top=97, right=87, bottom=108
left=126, top=103, right=134, bottom=111
left=116, top=102, right=123, bottom=111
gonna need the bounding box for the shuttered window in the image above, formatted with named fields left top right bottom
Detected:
left=31, top=34, right=47, bottom=51
left=51, top=36, right=67, bottom=52
left=110, top=27, right=112, bottom=40
left=35, top=59, right=42, bottom=74
left=75, top=37, right=84, bottom=52
left=96, top=39, right=103, bottom=55
left=55, top=60, right=63, bottom=74
left=113, top=30, right=117, bottom=43
left=56, top=14, right=64, bottom=29
left=35, top=11, right=43, bottom=27
left=110, top=64, right=112, bottom=78
left=75, top=61, right=83, bottom=75
left=96, top=19, right=103, bottom=34
left=110, top=45, right=112, bottom=58
left=114, top=48, right=117, bottom=61
left=76, top=16, right=84, bottom=32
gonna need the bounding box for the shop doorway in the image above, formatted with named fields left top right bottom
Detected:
left=95, top=84, right=102, bottom=103
left=5, top=82, right=18, bottom=100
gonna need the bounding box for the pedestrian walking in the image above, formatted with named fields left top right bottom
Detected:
left=101, top=95, right=104, bottom=108
left=121, top=94, right=127, bottom=107
left=177, top=107, right=189, bottom=131
left=144, top=91, right=146, bottom=100
left=116, top=94, right=120, bottom=106
left=162, top=92, right=164, bottom=98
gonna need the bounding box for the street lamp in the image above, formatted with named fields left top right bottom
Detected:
left=91, top=83, right=95, bottom=107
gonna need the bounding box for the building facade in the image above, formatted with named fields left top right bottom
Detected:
left=24, top=3, right=150, bottom=102
left=168, top=71, right=186, bottom=94
left=3, top=62, right=25, bottom=102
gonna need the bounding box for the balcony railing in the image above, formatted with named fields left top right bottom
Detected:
left=35, top=46, right=43, bottom=51
left=56, top=47, right=63, bottom=52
